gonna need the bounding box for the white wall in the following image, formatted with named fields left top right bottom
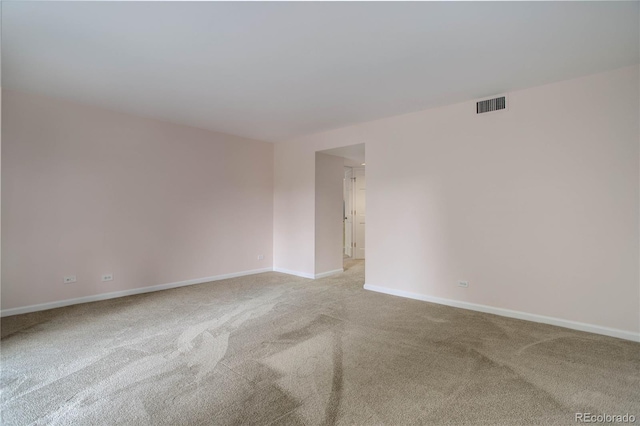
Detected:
left=273, top=65, right=640, bottom=337
left=315, top=153, right=344, bottom=276
left=273, top=142, right=315, bottom=277
left=2, top=90, right=274, bottom=312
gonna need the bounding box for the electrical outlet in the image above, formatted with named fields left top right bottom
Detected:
left=458, top=280, right=469, bottom=288
left=102, top=274, right=113, bottom=282
left=64, top=275, right=77, bottom=284
left=257, top=255, right=264, bottom=260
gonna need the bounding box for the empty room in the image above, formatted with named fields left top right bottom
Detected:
left=1, top=2, right=639, bottom=425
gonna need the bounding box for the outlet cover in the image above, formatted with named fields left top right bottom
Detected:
left=102, top=274, right=113, bottom=282
left=458, top=281, right=469, bottom=288
left=257, top=255, right=264, bottom=260
left=64, top=275, right=77, bottom=284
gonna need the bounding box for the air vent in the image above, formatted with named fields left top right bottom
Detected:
left=476, top=96, right=506, bottom=114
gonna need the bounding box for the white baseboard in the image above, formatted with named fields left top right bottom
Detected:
left=314, top=269, right=344, bottom=279
left=273, top=267, right=314, bottom=279
left=1, top=267, right=274, bottom=318
left=272, top=267, right=344, bottom=280
left=363, top=284, right=640, bottom=342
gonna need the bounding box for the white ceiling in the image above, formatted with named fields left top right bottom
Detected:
left=3, top=2, right=638, bottom=142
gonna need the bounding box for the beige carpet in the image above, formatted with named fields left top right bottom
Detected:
left=1, top=259, right=639, bottom=425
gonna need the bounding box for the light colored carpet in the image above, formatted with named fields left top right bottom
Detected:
left=1, top=259, right=639, bottom=425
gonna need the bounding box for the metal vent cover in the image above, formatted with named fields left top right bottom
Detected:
left=477, top=96, right=506, bottom=114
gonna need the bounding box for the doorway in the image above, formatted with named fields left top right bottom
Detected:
left=344, top=167, right=353, bottom=258
left=343, top=166, right=365, bottom=259
left=352, top=167, right=366, bottom=259
left=315, top=144, right=365, bottom=276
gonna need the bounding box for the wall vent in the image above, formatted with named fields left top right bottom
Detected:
left=476, top=96, right=506, bottom=114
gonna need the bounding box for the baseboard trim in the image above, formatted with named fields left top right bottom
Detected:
left=363, top=283, right=640, bottom=342
left=272, top=267, right=344, bottom=280
left=1, top=267, right=274, bottom=318
left=273, top=267, right=314, bottom=279
left=314, top=269, right=344, bottom=279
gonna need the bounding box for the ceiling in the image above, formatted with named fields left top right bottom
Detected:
left=3, top=2, right=638, bottom=142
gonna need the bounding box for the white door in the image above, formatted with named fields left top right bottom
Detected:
left=353, top=168, right=365, bottom=259
left=344, top=168, right=353, bottom=257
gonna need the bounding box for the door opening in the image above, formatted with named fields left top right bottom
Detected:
left=352, top=167, right=365, bottom=260
left=344, top=167, right=353, bottom=258
left=343, top=166, right=365, bottom=259
left=315, top=143, right=365, bottom=277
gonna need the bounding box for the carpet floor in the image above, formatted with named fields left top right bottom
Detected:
left=1, top=259, right=639, bottom=425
